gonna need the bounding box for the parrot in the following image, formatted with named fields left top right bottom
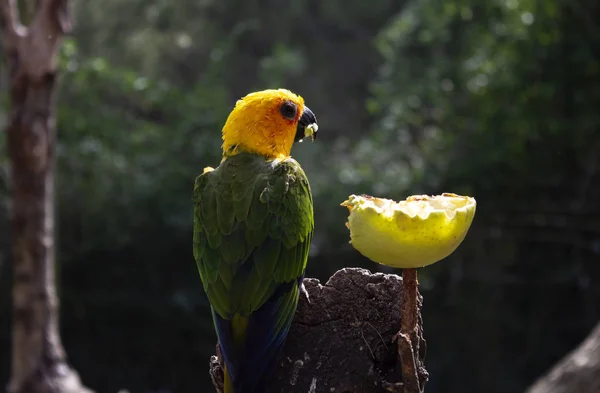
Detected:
left=193, top=89, right=318, bottom=393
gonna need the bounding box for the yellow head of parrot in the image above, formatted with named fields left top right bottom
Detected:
left=341, top=193, right=477, bottom=268
left=221, top=89, right=318, bottom=160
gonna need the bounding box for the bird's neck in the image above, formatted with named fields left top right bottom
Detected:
left=222, top=129, right=293, bottom=161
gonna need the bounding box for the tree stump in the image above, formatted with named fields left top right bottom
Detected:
left=209, top=268, right=428, bottom=393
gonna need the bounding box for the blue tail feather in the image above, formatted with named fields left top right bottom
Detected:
left=213, top=276, right=303, bottom=393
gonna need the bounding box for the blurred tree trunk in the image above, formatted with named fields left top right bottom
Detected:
left=526, top=321, right=600, bottom=393
left=0, top=1, right=91, bottom=393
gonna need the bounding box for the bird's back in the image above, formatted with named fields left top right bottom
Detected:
left=193, top=152, right=314, bottom=393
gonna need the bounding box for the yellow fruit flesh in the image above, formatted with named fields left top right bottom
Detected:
left=341, top=193, right=476, bottom=268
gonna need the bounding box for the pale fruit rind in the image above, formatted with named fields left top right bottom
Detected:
left=341, top=193, right=476, bottom=268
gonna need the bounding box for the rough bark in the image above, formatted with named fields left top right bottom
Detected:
left=525, top=321, right=600, bottom=393
left=1, top=1, right=91, bottom=393
left=209, top=268, right=428, bottom=393
left=397, top=268, right=427, bottom=393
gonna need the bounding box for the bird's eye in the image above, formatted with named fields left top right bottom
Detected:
left=279, top=101, right=297, bottom=120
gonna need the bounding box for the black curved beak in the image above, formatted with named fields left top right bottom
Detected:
left=295, top=106, right=318, bottom=142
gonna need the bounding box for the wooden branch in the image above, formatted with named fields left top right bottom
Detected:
left=397, top=268, right=427, bottom=393
left=526, top=321, right=600, bottom=393
left=396, top=333, right=419, bottom=392
left=45, top=0, right=73, bottom=34
left=1, top=0, right=69, bottom=85
left=0, top=0, right=26, bottom=47
left=209, top=268, right=428, bottom=393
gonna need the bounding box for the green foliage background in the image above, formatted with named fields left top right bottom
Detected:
left=1, top=0, right=599, bottom=392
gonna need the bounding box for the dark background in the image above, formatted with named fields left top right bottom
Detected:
left=1, top=0, right=599, bottom=392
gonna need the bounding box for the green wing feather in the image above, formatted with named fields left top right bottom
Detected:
left=193, top=151, right=313, bottom=322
